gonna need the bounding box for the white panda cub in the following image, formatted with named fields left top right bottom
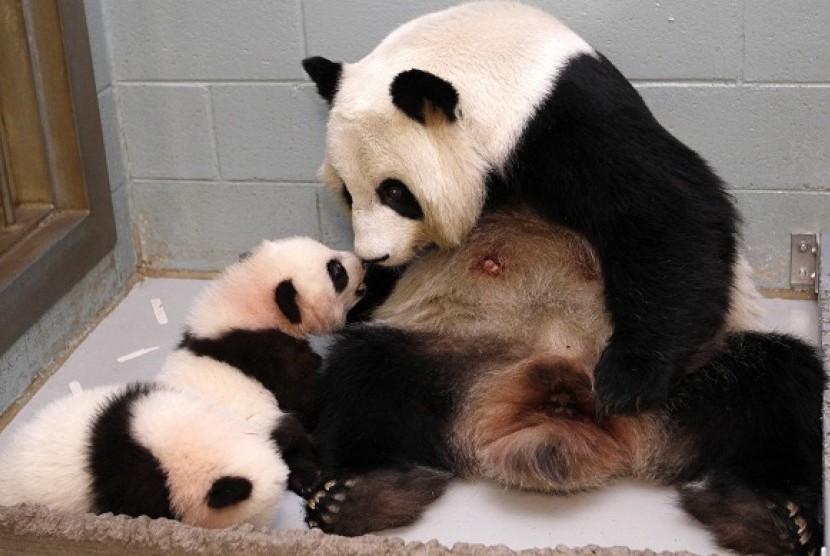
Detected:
left=158, top=237, right=366, bottom=492
left=0, top=382, right=286, bottom=529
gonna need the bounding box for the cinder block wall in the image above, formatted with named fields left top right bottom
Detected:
left=86, top=0, right=830, bottom=289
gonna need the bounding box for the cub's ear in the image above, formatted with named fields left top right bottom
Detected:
left=302, top=56, right=342, bottom=105
left=390, top=69, right=459, bottom=125
left=275, top=279, right=302, bottom=324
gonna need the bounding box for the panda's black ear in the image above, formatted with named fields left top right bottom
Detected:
left=390, top=69, right=459, bottom=125
left=302, top=56, right=342, bottom=105
left=275, top=279, right=302, bottom=324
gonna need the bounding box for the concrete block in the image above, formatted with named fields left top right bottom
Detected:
left=532, top=0, right=742, bottom=80
left=638, top=85, right=830, bottom=191
left=745, top=1, right=830, bottom=82
left=132, top=181, right=321, bottom=271
left=119, top=85, right=217, bottom=180
left=83, top=0, right=112, bottom=92
left=303, top=0, right=742, bottom=80
left=106, top=0, right=303, bottom=81
left=212, top=84, right=326, bottom=182
left=732, top=191, right=830, bottom=289
left=97, top=88, right=127, bottom=191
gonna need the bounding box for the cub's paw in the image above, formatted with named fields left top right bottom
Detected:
left=594, top=342, right=674, bottom=414
left=305, top=466, right=452, bottom=536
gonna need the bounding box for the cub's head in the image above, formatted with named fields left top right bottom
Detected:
left=187, top=237, right=366, bottom=339
left=303, top=57, right=487, bottom=267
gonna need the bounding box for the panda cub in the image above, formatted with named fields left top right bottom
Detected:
left=0, top=237, right=366, bottom=526
left=0, top=383, right=287, bottom=528
left=305, top=209, right=825, bottom=556
left=158, top=236, right=366, bottom=491
left=304, top=1, right=744, bottom=414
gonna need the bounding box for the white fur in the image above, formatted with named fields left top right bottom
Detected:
left=187, top=237, right=364, bottom=339
left=130, top=388, right=287, bottom=528
left=0, top=385, right=120, bottom=512
left=319, top=1, right=595, bottom=262
left=158, top=351, right=282, bottom=436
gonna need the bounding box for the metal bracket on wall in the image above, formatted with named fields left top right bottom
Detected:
left=790, top=233, right=819, bottom=293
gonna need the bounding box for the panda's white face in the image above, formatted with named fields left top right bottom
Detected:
left=187, top=237, right=366, bottom=339
left=319, top=105, right=487, bottom=266
left=308, top=1, right=594, bottom=267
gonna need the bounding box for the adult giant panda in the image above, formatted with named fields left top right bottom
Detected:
left=301, top=208, right=825, bottom=556
left=0, top=382, right=287, bottom=528
left=303, top=1, right=743, bottom=414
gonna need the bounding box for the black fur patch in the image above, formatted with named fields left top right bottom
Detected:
left=327, top=258, right=348, bottom=293
left=668, top=332, right=825, bottom=492
left=180, top=329, right=321, bottom=421
left=346, top=263, right=405, bottom=322
left=302, top=56, right=342, bottom=105
left=275, top=279, right=301, bottom=324
left=376, top=178, right=424, bottom=220
left=206, top=476, right=253, bottom=509
left=88, top=383, right=173, bottom=519
left=271, top=414, right=321, bottom=496
left=666, top=331, right=826, bottom=554
left=390, top=69, right=459, bottom=124
left=486, top=52, right=740, bottom=412
left=313, top=326, right=468, bottom=471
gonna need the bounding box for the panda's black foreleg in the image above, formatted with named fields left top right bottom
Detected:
left=590, top=233, right=735, bottom=415
left=304, top=464, right=453, bottom=536
left=271, top=414, right=322, bottom=497
left=665, top=331, right=825, bottom=555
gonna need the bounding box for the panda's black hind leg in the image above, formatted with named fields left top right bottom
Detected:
left=678, top=475, right=821, bottom=555
left=666, top=331, right=825, bottom=554
left=304, top=465, right=452, bottom=536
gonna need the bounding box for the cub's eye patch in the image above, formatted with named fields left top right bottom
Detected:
left=327, top=258, right=349, bottom=293
left=341, top=184, right=353, bottom=209
left=275, top=280, right=301, bottom=324
left=376, top=179, right=423, bottom=220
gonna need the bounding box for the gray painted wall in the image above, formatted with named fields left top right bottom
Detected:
left=84, top=0, right=829, bottom=289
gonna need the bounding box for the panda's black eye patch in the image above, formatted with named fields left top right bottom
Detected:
left=275, top=280, right=302, bottom=324
left=376, top=179, right=423, bottom=220
left=327, top=258, right=348, bottom=293
left=341, top=184, right=353, bottom=209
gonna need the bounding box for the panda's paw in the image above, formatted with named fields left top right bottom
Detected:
left=305, top=477, right=357, bottom=534
left=304, top=466, right=452, bottom=536
left=594, top=343, right=673, bottom=415
left=769, top=500, right=821, bottom=556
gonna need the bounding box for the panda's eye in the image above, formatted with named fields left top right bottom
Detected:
left=376, top=179, right=423, bottom=220
left=326, top=258, right=348, bottom=293
left=341, top=184, right=353, bottom=209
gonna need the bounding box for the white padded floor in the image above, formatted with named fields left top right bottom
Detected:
left=0, top=277, right=820, bottom=554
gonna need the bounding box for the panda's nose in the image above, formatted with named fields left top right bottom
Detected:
left=361, top=255, right=389, bottom=266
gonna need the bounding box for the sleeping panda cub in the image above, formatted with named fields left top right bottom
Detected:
left=0, top=382, right=287, bottom=528
left=0, top=237, right=366, bottom=526
left=158, top=237, right=366, bottom=493
left=305, top=209, right=825, bottom=556
left=304, top=1, right=744, bottom=414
